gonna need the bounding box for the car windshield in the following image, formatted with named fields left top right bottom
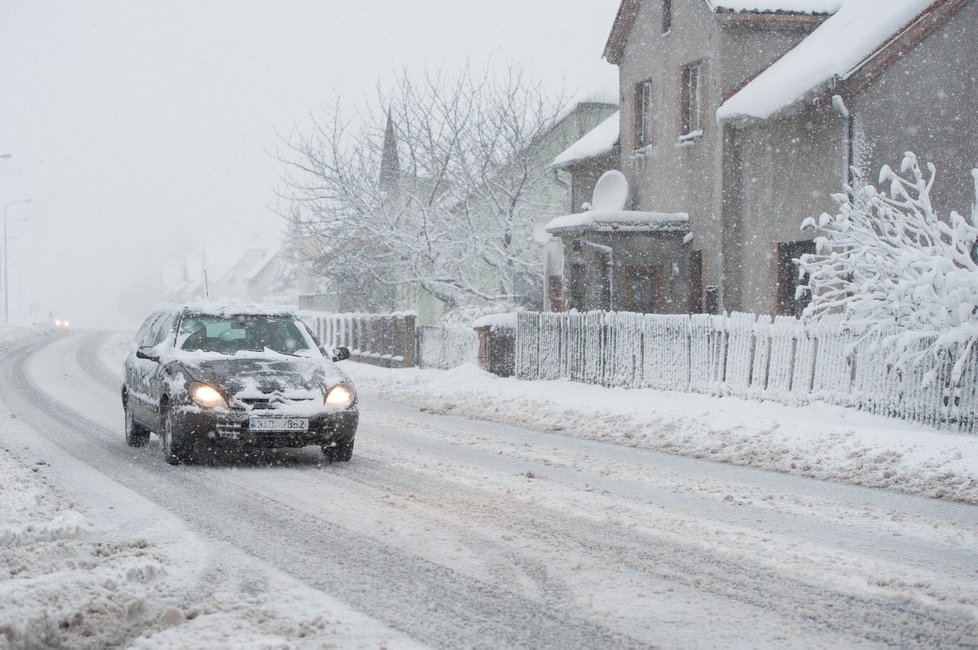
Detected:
left=176, top=314, right=316, bottom=356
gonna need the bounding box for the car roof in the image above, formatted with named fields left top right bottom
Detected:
left=150, top=302, right=298, bottom=319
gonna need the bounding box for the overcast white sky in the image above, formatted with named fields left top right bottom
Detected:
left=0, top=0, right=620, bottom=329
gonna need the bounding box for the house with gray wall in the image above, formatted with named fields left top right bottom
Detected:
left=548, top=0, right=976, bottom=317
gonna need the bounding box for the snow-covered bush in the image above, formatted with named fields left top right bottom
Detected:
left=798, top=152, right=978, bottom=381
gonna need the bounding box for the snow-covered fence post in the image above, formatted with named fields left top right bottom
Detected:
left=809, top=315, right=853, bottom=406
left=724, top=312, right=756, bottom=397
left=688, top=314, right=713, bottom=394
left=750, top=315, right=772, bottom=397
left=514, top=312, right=539, bottom=380
left=707, top=314, right=728, bottom=395
left=764, top=316, right=798, bottom=401
left=790, top=321, right=816, bottom=403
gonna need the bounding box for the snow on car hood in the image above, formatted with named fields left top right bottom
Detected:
left=173, top=351, right=351, bottom=399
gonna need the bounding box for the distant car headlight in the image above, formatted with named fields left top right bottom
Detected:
left=189, top=383, right=227, bottom=409
left=324, top=384, right=356, bottom=408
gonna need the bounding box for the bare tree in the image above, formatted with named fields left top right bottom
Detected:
left=278, top=66, right=563, bottom=312
left=798, top=152, right=978, bottom=380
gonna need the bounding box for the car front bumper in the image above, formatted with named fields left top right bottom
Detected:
left=172, top=405, right=359, bottom=449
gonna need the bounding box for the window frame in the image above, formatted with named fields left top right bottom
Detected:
left=625, top=265, right=661, bottom=314
left=634, top=79, right=654, bottom=150
left=680, top=61, right=704, bottom=138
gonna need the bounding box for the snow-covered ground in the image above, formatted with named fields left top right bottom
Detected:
left=2, top=325, right=977, bottom=647
left=0, top=326, right=418, bottom=649
left=347, top=358, right=978, bottom=505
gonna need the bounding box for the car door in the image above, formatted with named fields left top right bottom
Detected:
left=141, top=312, right=178, bottom=427
left=127, top=312, right=163, bottom=425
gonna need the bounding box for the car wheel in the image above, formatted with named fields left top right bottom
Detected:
left=162, top=408, right=192, bottom=465
left=124, top=401, right=150, bottom=447
left=323, top=439, right=354, bottom=463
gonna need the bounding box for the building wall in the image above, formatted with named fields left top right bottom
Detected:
left=725, top=1, right=978, bottom=315
left=852, top=0, right=978, bottom=216
left=559, top=230, right=691, bottom=314
left=616, top=0, right=815, bottom=310
left=564, top=151, right=619, bottom=213
left=728, top=108, right=845, bottom=314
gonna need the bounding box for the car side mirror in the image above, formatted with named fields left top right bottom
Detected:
left=136, top=346, right=161, bottom=363
left=331, top=346, right=351, bottom=362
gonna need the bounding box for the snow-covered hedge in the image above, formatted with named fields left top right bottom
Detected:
left=799, top=153, right=978, bottom=386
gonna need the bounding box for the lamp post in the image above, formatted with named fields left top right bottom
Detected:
left=3, top=199, right=32, bottom=323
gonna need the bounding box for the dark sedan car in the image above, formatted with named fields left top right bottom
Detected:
left=122, top=305, right=358, bottom=465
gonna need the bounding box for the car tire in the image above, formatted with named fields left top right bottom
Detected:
left=124, top=401, right=150, bottom=447
left=323, top=439, right=354, bottom=463
left=162, top=407, right=192, bottom=465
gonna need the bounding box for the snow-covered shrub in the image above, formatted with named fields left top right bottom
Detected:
left=798, top=152, right=978, bottom=382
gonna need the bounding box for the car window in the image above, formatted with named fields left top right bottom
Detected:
left=149, top=313, right=176, bottom=347
left=136, top=313, right=162, bottom=347
left=176, top=314, right=318, bottom=355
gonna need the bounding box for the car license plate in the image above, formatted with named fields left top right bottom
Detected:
left=248, top=417, right=309, bottom=432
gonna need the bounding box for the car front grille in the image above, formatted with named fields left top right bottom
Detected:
left=238, top=396, right=318, bottom=411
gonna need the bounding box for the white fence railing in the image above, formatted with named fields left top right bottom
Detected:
left=417, top=326, right=479, bottom=369
left=515, top=311, right=978, bottom=434
left=301, top=311, right=416, bottom=368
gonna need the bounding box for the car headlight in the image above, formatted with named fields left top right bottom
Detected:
left=324, top=384, right=356, bottom=408
left=189, top=382, right=228, bottom=409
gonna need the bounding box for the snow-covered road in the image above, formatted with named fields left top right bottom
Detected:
left=2, top=330, right=977, bottom=648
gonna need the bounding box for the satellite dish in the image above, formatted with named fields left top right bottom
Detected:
left=590, top=170, right=629, bottom=212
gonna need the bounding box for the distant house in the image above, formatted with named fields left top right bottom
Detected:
left=163, top=239, right=296, bottom=306
left=548, top=0, right=977, bottom=317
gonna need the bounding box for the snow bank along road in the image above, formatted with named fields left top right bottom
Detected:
left=2, top=331, right=978, bottom=648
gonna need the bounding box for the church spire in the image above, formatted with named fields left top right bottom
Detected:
left=379, top=108, right=400, bottom=193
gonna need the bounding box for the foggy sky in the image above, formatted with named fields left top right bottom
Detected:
left=0, top=0, right=619, bottom=329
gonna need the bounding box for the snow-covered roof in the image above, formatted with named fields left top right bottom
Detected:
left=203, top=243, right=247, bottom=284
left=707, top=0, right=841, bottom=14
left=546, top=209, right=689, bottom=235
left=551, top=111, right=620, bottom=168
left=605, top=0, right=838, bottom=64
left=717, top=0, right=935, bottom=121
left=244, top=244, right=283, bottom=282
left=553, top=63, right=620, bottom=125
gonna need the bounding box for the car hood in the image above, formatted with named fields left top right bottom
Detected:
left=176, top=354, right=350, bottom=397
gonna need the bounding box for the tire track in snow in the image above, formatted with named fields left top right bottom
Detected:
left=4, top=332, right=649, bottom=649
left=334, top=455, right=978, bottom=648
left=75, top=331, right=978, bottom=647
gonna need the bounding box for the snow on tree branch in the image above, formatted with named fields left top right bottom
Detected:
left=798, top=152, right=978, bottom=382
left=275, top=65, right=564, bottom=312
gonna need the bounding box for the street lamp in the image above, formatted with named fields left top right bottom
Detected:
left=3, top=199, right=32, bottom=323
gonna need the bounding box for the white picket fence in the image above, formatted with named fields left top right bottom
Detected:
left=301, top=311, right=417, bottom=367
left=515, top=311, right=978, bottom=434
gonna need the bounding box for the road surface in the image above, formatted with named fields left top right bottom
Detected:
left=1, top=331, right=976, bottom=647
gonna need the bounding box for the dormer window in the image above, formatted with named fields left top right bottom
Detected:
left=634, top=80, right=653, bottom=149
left=681, top=62, right=703, bottom=137
left=662, top=0, right=672, bottom=33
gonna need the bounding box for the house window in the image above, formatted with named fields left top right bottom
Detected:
left=634, top=80, right=653, bottom=149
left=776, top=241, right=816, bottom=317
left=662, top=0, right=672, bottom=33
left=626, top=266, right=660, bottom=313
left=681, top=62, right=703, bottom=137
